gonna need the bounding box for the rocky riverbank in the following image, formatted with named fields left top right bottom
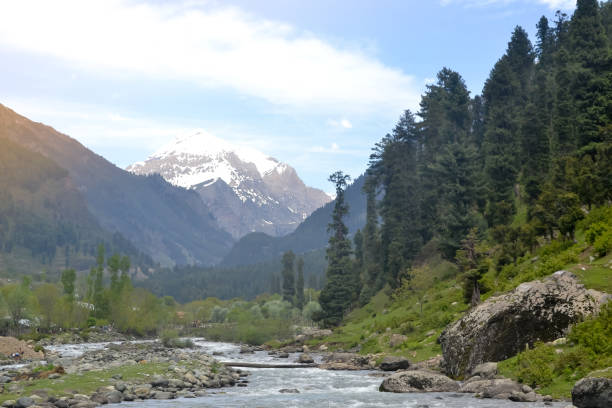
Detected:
left=0, top=341, right=247, bottom=408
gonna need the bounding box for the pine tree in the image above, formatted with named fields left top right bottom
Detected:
left=281, top=250, right=296, bottom=304
left=296, top=257, right=305, bottom=310
left=319, top=171, right=353, bottom=326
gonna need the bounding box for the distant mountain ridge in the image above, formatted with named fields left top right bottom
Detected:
left=0, top=104, right=233, bottom=267
left=220, top=175, right=367, bottom=266
left=127, top=131, right=331, bottom=238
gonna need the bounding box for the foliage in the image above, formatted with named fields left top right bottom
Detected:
left=319, top=171, right=355, bottom=326
left=160, top=329, right=194, bottom=348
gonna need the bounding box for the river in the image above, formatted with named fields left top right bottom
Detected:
left=45, top=339, right=568, bottom=408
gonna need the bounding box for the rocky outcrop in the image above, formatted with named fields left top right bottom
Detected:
left=572, top=377, right=612, bottom=408
left=439, top=271, right=609, bottom=377
left=379, top=370, right=459, bottom=393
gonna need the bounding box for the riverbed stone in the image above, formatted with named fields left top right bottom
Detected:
left=15, top=397, right=35, bottom=408
left=572, top=377, right=612, bottom=408
left=379, top=370, right=459, bottom=393
left=105, top=390, right=123, bottom=404
left=439, top=271, right=609, bottom=377
left=298, top=353, right=314, bottom=364
left=380, top=356, right=410, bottom=371
left=469, top=362, right=498, bottom=379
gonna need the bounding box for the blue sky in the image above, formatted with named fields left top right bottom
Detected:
left=0, top=0, right=575, bottom=193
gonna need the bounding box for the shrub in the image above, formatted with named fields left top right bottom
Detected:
left=160, top=329, right=194, bottom=348
left=593, top=229, right=612, bottom=257
left=514, top=344, right=557, bottom=387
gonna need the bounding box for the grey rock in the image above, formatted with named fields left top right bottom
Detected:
left=152, top=391, right=174, bottom=400
left=0, top=376, right=12, bottom=384
left=105, top=391, right=123, bottom=404
left=114, top=381, right=127, bottom=392
left=151, top=376, right=169, bottom=388
left=509, top=391, right=538, bottom=402
left=15, top=397, right=35, bottom=408
left=297, top=353, right=314, bottom=364
left=470, top=362, right=497, bottom=379
left=379, top=370, right=459, bottom=393
left=53, top=400, right=68, bottom=408
left=460, top=378, right=523, bottom=398
left=2, top=401, right=16, bottom=408
left=572, top=377, right=612, bottom=408
left=440, top=271, right=609, bottom=376
left=279, top=389, right=300, bottom=394
left=380, top=356, right=410, bottom=371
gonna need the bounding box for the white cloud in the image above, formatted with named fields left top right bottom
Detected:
left=0, top=0, right=420, bottom=116
left=440, top=0, right=575, bottom=9
left=328, top=118, right=353, bottom=129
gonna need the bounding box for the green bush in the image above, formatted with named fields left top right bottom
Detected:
left=160, top=329, right=194, bottom=348
left=514, top=344, right=557, bottom=387
left=361, top=337, right=382, bottom=354
left=593, top=229, right=612, bottom=257
left=568, top=302, right=612, bottom=355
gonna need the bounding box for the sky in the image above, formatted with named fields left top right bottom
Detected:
left=0, top=0, right=576, bottom=193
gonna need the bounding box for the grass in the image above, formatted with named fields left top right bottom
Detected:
left=307, top=256, right=466, bottom=362
left=0, top=362, right=172, bottom=403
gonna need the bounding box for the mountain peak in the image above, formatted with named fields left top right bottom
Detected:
left=128, top=130, right=330, bottom=239
left=137, top=130, right=285, bottom=188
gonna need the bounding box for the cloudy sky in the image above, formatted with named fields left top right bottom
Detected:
left=0, top=0, right=575, bottom=191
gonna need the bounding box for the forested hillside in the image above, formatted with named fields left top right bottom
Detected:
left=317, top=0, right=611, bottom=324
left=0, top=136, right=152, bottom=277
left=0, top=104, right=234, bottom=267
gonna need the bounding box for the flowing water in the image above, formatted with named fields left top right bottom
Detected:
left=45, top=339, right=570, bottom=408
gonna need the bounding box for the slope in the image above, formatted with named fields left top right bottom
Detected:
left=0, top=104, right=233, bottom=266
left=0, top=135, right=151, bottom=275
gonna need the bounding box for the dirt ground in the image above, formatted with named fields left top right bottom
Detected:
left=0, top=336, right=44, bottom=360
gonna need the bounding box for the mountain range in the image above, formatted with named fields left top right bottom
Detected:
left=0, top=104, right=344, bottom=273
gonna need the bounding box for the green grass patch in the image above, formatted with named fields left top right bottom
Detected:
left=309, top=256, right=465, bottom=362
left=0, top=362, right=172, bottom=403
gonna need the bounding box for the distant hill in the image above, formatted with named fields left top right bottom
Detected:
left=127, top=131, right=330, bottom=239
left=220, top=175, right=367, bottom=266
left=0, top=104, right=233, bottom=267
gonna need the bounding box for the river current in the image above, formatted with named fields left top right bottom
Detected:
left=45, top=339, right=568, bottom=408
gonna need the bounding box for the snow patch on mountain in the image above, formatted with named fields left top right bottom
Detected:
left=127, top=130, right=330, bottom=239
left=146, top=130, right=284, bottom=188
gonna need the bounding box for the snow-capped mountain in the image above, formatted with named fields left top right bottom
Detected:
left=127, top=131, right=331, bottom=239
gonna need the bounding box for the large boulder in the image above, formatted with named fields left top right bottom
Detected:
left=572, top=377, right=612, bottom=408
left=379, top=370, right=459, bottom=393
left=439, top=271, right=608, bottom=377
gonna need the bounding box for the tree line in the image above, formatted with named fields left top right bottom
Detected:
left=317, top=0, right=612, bottom=326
